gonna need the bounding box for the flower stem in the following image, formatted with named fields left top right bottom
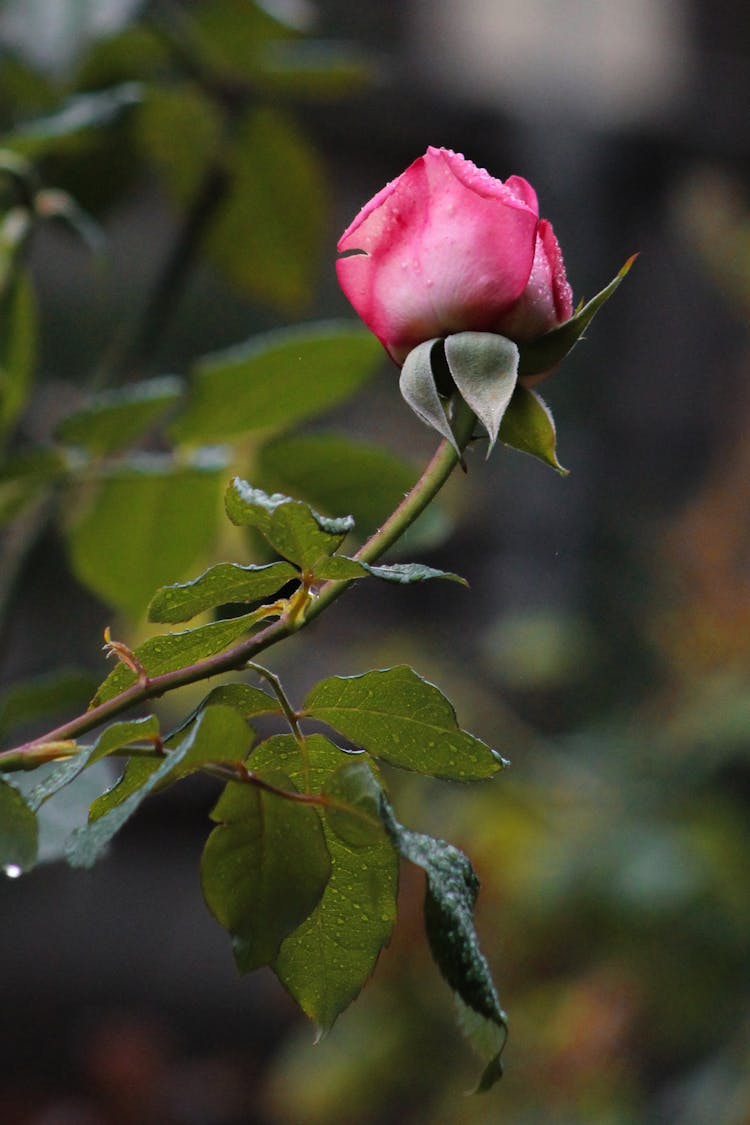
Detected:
left=0, top=399, right=477, bottom=768
left=303, top=395, right=476, bottom=624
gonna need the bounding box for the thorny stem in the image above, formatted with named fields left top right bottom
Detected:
left=0, top=399, right=477, bottom=769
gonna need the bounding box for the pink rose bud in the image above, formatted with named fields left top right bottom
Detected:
left=336, top=146, right=573, bottom=366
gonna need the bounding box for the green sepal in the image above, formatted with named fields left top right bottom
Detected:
left=148, top=560, right=299, bottom=624
left=518, top=255, right=637, bottom=377
left=399, top=338, right=459, bottom=452
left=67, top=705, right=252, bottom=867
left=499, top=385, right=568, bottom=475
left=444, top=333, right=519, bottom=455
left=56, top=376, right=183, bottom=456
left=250, top=734, right=398, bottom=1030
left=381, top=799, right=507, bottom=1092
left=225, top=478, right=354, bottom=569
left=202, top=767, right=332, bottom=972
left=0, top=777, right=38, bottom=873
left=303, top=666, right=506, bottom=780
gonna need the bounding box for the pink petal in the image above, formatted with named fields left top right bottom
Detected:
left=337, top=147, right=539, bottom=364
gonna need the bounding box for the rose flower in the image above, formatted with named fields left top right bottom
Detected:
left=336, top=146, right=573, bottom=367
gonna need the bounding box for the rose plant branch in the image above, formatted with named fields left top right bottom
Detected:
left=0, top=398, right=476, bottom=769
left=0, top=141, right=634, bottom=1092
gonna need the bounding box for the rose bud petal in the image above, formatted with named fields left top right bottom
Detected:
left=337, top=147, right=572, bottom=367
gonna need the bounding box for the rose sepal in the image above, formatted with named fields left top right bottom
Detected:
left=399, top=338, right=461, bottom=453
left=443, top=332, right=519, bottom=456
left=498, top=385, right=568, bottom=475
left=518, top=254, right=637, bottom=379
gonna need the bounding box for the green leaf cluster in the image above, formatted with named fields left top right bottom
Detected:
left=0, top=0, right=636, bottom=1088
left=196, top=674, right=506, bottom=1065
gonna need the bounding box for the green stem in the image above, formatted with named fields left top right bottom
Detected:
left=245, top=661, right=304, bottom=745
left=0, top=399, right=476, bottom=768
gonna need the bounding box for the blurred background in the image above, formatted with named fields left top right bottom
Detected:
left=1, top=1, right=750, bottom=1122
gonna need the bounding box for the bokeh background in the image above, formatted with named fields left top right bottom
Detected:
left=2, top=1, right=750, bottom=1122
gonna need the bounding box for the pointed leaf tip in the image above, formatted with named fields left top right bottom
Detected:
left=499, top=385, right=568, bottom=474
left=518, top=254, right=637, bottom=378
left=444, top=333, right=519, bottom=456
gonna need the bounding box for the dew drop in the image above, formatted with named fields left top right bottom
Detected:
left=4, top=864, right=22, bottom=879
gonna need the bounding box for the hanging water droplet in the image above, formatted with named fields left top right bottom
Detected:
left=3, top=864, right=22, bottom=879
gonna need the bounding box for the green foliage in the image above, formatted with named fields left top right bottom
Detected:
left=0, top=668, right=96, bottom=739
left=188, top=0, right=303, bottom=76
left=66, top=452, right=228, bottom=616
left=92, top=612, right=265, bottom=704
left=137, top=81, right=220, bottom=202
left=88, top=756, right=158, bottom=822
left=304, top=666, right=506, bottom=780
left=139, top=91, right=327, bottom=311
left=55, top=376, right=184, bottom=455
left=202, top=767, right=332, bottom=971
left=0, top=447, right=67, bottom=526
left=381, top=800, right=507, bottom=1091
left=0, top=777, right=38, bottom=871
left=67, top=704, right=251, bottom=867
left=207, top=107, right=327, bottom=311
left=251, top=734, right=399, bottom=1030
left=313, top=558, right=467, bottom=586
left=26, top=716, right=160, bottom=812
left=257, top=432, right=449, bottom=547
left=399, top=332, right=571, bottom=471
left=172, top=324, right=382, bottom=445
left=251, top=41, right=374, bottom=100
left=225, top=479, right=354, bottom=570
left=0, top=269, right=35, bottom=441
left=323, top=760, right=387, bottom=848
left=0, top=0, right=637, bottom=1093
left=5, top=83, right=143, bottom=158
left=191, top=682, right=280, bottom=722
left=148, top=560, right=298, bottom=623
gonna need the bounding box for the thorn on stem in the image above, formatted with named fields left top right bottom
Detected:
left=102, top=626, right=149, bottom=687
